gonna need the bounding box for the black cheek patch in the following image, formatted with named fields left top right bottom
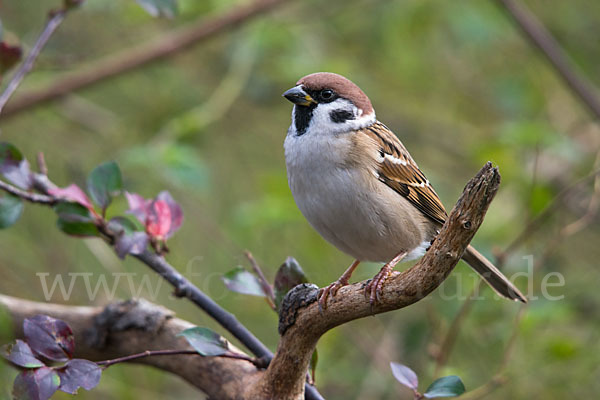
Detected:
left=329, top=109, right=355, bottom=123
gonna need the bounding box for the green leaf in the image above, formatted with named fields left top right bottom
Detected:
left=136, top=0, right=178, bottom=18
left=54, top=202, right=99, bottom=237
left=274, top=257, right=308, bottom=309
left=0, top=194, right=23, bottom=229
left=178, top=327, right=228, bottom=356
left=222, top=267, right=266, bottom=297
left=309, top=349, right=318, bottom=383
left=424, top=376, right=466, bottom=398
left=57, top=219, right=99, bottom=237
left=54, top=202, right=94, bottom=222
left=86, top=161, right=122, bottom=211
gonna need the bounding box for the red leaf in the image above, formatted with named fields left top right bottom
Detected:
left=126, top=191, right=183, bottom=241
left=146, top=199, right=171, bottom=239
left=48, top=184, right=94, bottom=212
left=125, top=191, right=149, bottom=224
left=156, top=191, right=183, bottom=238
left=23, top=315, right=75, bottom=362
left=0, top=42, right=22, bottom=77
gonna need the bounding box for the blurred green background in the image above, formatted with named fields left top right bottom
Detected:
left=1, top=0, right=599, bottom=398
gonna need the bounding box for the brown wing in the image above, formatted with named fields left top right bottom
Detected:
left=361, top=122, right=447, bottom=225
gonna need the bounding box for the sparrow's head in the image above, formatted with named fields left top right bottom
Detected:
left=283, top=72, right=375, bottom=136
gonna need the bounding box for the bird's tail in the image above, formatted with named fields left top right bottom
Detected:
left=462, top=245, right=527, bottom=303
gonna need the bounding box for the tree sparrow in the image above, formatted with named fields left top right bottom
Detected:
left=282, top=72, right=527, bottom=309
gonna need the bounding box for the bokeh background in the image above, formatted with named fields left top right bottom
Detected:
left=1, top=0, right=600, bottom=398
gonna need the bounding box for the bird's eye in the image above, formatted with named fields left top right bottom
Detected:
left=319, top=89, right=335, bottom=101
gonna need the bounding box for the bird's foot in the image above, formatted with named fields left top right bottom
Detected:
left=364, top=251, right=407, bottom=309
left=365, top=264, right=394, bottom=307
left=317, top=259, right=361, bottom=312
left=318, top=277, right=349, bottom=311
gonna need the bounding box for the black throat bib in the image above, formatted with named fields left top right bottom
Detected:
left=294, top=103, right=317, bottom=136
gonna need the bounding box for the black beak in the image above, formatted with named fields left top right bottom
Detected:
left=282, top=86, right=315, bottom=106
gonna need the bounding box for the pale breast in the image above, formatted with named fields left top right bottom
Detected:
left=284, top=130, right=432, bottom=263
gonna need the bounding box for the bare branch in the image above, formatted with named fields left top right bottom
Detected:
left=36, top=152, right=49, bottom=176
left=245, top=250, right=277, bottom=307
left=0, top=5, right=77, bottom=114
left=496, top=0, right=600, bottom=119
left=432, top=281, right=480, bottom=376
left=133, top=249, right=273, bottom=358
left=248, top=162, right=502, bottom=399
left=0, top=179, right=56, bottom=204
left=96, top=348, right=262, bottom=369
left=0, top=0, right=293, bottom=119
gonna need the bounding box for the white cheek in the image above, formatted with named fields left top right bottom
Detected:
left=305, top=99, right=375, bottom=136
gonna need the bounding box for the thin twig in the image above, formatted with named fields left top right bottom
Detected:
left=459, top=301, right=526, bottom=400
left=36, top=152, right=48, bottom=176
left=500, top=168, right=600, bottom=258
left=96, top=349, right=261, bottom=369
left=245, top=250, right=276, bottom=308
left=432, top=281, right=480, bottom=376
left=0, top=0, right=292, bottom=119
left=0, top=180, right=56, bottom=204
left=97, top=349, right=199, bottom=368
left=561, top=152, right=600, bottom=236
left=0, top=8, right=71, bottom=115
left=498, top=306, right=527, bottom=372
left=496, top=0, right=600, bottom=119
left=134, top=250, right=272, bottom=358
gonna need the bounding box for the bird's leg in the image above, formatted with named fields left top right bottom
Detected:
left=318, top=259, right=361, bottom=311
left=365, top=251, right=407, bottom=307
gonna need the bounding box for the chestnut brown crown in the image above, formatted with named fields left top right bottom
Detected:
left=297, top=72, right=374, bottom=115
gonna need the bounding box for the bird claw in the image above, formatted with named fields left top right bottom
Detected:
left=364, top=264, right=394, bottom=308
left=317, top=279, right=348, bottom=311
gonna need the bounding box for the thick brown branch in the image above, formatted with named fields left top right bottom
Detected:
left=0, top=0, right=292, bottom=119
left=248, top=162, right=502, bottom=400
left=0, top=295, right=262, bottom=399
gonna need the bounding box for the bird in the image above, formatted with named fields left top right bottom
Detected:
left=282, top=72, right=527, bottom=309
